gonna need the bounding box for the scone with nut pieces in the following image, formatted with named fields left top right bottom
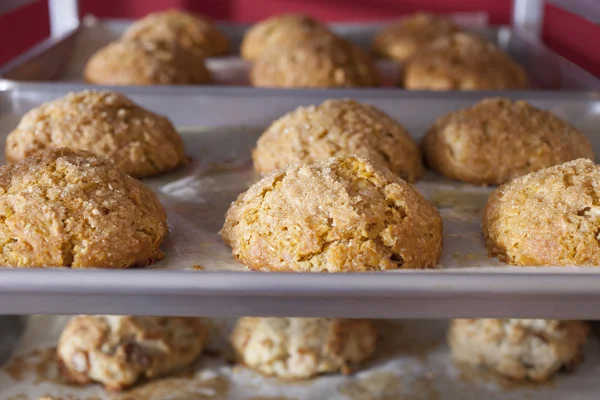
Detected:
left=448, top=319, right=589, bottom=382
left=231, top=317, right=377, bottom=379
left=221, top=156, right=443, bottom=272
left=484, top=159, right=600, bottom=266
left=241, top=14, right=333, bottom=61
left=373, top=12, right=460, bottom=62
left=0, top=148, right=167, bottom=268
left=403, top=32, right=528, bottom=90
left=84, top=39, right=211, bottom=85
left=423, top=98, right=594, bottom=185
left=58, top=315, right=208, bottom=391
left=123, top=9, right=229, bottom=57
left=253, top=99, right=423, bottom=182
left=250, top=36, right=380, bottom=88
left=6, top=90, right=188, bottom=178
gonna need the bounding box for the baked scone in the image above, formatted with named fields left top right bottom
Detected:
left=448, top=319, right=589, bottom=382
left=123, top=9, right=229, bottom=57
left=483, top=159, right=600, bottom=266
left=373, top=12, right=460, bottom=62
left=6, top=90, right=188, bottom=178
left=403, top=32, right=528, bottom=90
left=241, top=14, right=333, bottom=61
left=253, top=99, right=423, bottom=182
left=231, top=317, right=377, bottom=379
left=423, top=98, right=594, bottom=185
left=58, top=315, right=208, bottom=391
left=84, top=39, right=211, bottom=85
left=0, top=148, right=167, bottom=268
left=221, top=156, right=443, bottom=272
left=250, top=36, right=380, bottom=88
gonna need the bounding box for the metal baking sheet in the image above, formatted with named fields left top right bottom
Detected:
left=1, top=86, right=600, bottom=318
left=1, top=14, right=599, bottom=90
left=1, top=315, right=600, bottom=399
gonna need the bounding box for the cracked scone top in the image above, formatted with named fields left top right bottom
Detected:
left=241, top=14, right=333, bottom=61
left=250, top=36, right=380, bottom=88
left=423, top=98, right=594, bottom=185
left=253, top=99, right=423, bottom=182
left=448, top=319, right=589, bottom=382
left=373, top=12, right=460, bottom=62
left=84, top=39, right=212, bottom=85
left=483, top=159, right=600, bottom=266
left=58, top=315, right=208, bottom=391
left=220, top=156, right=443, bottom=272
left=231, top=317, right=377, bottom=379
left=6, top=90, right=188, bottom=178
left=123, top=9, right=230, bottom=57
left=0, top=148, right=167, bottom=268
left=403, top=32, right=528, bottom=90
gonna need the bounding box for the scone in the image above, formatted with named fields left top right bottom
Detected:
left=483, top=159, right=600, bottom=266
left=448, top=319, right=589, bottom=382
left=250, top=36, right=380, bottom=88
left=220, top=156, right=443, bottom=272
left=403, top=32, right=528, bottom=90
left=423, top=98, right=594, bottom=185
left=6, top=90, right=188, bottom=178
left=253, top=99, right=423, bottom=182
left=0, top=148, right=167, bottom=268
left=123, top=9, right=229, bottom=57
left=84, top=39, right=211, bottom=85
left=241, top=14, right=333, bottom=61
left=373, top=12, right=460, bottom=62
left=231, top=317, right=377, bottom=379
left=58, top=315, right=208, bottom=391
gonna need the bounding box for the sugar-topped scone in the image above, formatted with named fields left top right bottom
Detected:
left=241, top=14, right=333, bottom=61
left=250, top=36, right=380, bottom=88
left=0, top=148, right=167, bottom=268
left=123, top=9, right=229, bottom=57
left=253, top=99, right=423, bottom=182
left=231, top=317, right=377, bottom=379
left=84, top=39, right=211, bottom=85
left=484, top=159, right=600, bottom=266
left=448, top=319, right=589, bottom=382
left=423, top=98, right=594, bottom=185
left=6, top=90, right=188, bottom=178
left=221, top=156, right=443, bottom=272
left=58, top=315, right=208, bottom=391
left=373, top=12, right=460, bottom=62
left=403, top=32, right=528, bottom=90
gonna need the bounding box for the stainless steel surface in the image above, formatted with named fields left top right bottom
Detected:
left=512, top=0, right=544, bottom=38
left=1, top=86, right=600, bottom=318
left=48, top=0, right=79, bottom=38
left=2, top=316, right=600, bottom=399
left=2, top=16, right=599, bottom=90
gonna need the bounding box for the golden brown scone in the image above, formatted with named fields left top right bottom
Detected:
left=448, top=319, right=589, bottom=382
left=483, top=159, right=600, bottom=266
left=423, top=98, right=594, bottom=185
left=373, top=12, right=460, bottom=62
left=57, top=315, right=208, bottom=391
left=241, top=14, right=333, bottom=61
left=403, top=32, right=528, bottom=90
left=231, top=317, right=377, bottom=379
left=6, top=90, right=188, bottom=178
left=84, top=39, right=211, bottom=85
left=123, top=9, right=229, bottom=57
left=0, top=148, right=167, bottom=268
left=253, top=99, right=423, bottom=182
left=220, top=156, right=443, bottom=272
left=250, top=36, right=380, bottom=88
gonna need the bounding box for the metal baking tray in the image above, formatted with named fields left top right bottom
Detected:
left=2, top=85, right=600, bottom=318
left=1, top=15, right=600, bottom=90
left=1, top=315, right=600, bottom=399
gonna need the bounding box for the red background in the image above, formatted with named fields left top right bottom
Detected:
left=1, top=0, right=600, bottom=78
